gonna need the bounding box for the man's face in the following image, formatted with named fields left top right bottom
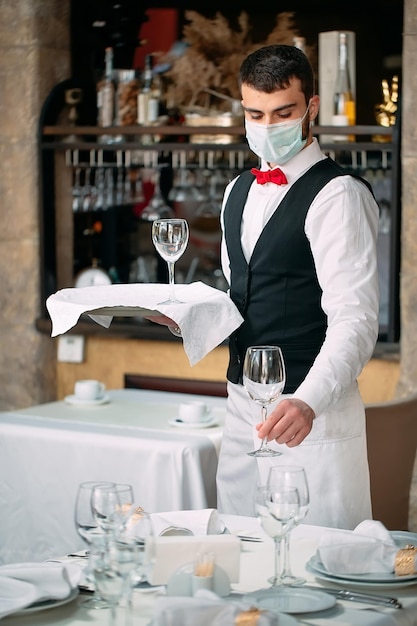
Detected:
left=241, top=77, right=319, bottom=139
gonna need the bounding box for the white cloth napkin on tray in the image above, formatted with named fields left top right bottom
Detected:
left=317, top=519, right=399, bottom=575
left=150, top=590, right=279, bottom=626
left=46, top=281, right=243, bottom=366
left=0, top=562, right=81, bottom=618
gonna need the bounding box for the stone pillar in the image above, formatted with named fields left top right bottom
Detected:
left=400, top=0, right=417, bottom=530
left=0, top=0, right=70, bottom=409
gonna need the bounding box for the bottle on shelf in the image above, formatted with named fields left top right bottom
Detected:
left=97, top=47, right=115, bottom=129
left=333, top=32, right=356, bottom=129
left=293, top=36, right=306, bottom=55
left=137, top=54, right=161, bottom=125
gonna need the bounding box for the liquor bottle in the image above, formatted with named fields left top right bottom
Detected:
left=97, top=47, right=115, bottom=128
left=137, top=54, right=160, bottom=125
left=333, top=33, right=356, bottom=126
left=293, top=36, right=306, bottom=55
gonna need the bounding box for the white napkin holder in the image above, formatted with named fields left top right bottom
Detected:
left=149, top=535, right=240, bottom=586
left=166, top=563, right=230, bottom=597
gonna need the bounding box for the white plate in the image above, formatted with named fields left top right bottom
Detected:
left=15, top=588, right=79, bottom=615
left=168, top=417, right=219, bottom=429
left=306, top=560, right=417, bottom=590
left=245, top=587, right=336, bottom=614
left=307, top=530, right=417, bottom=585
left=64, top=394, right=110, bottom=406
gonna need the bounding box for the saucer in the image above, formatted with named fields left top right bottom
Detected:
left=64, top=394, right=110, bottom=406
left=168, top=416, right=219, bottom=429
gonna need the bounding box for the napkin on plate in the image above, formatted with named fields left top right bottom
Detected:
left=0, top=562, right=81, bottom=618
left=316, top=520, right=413, bottom=575
left=149, top=509, right=225, bottom=537
left=46, top=282, right=243, bottom=366
left=150, top=590, right=279, bottom=626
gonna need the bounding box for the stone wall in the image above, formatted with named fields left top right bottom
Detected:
left=0, top=0, right=70, bottom=409
left=399, top=0, right=417, bottom=530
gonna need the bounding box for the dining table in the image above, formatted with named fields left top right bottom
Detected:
left=1, top=514, right=416, bottom=626
left=0, top=388, right=226, bottom=565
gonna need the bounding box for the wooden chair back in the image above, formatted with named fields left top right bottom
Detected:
left=365, top=394, right=417, bottom=530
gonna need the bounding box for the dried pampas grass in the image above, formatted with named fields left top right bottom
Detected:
left=165, top=10, right=313, bottom=113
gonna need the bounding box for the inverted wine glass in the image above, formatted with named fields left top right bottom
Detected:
left=243, top=345, right=286, bottom=457
left=267, top=465, right=310, bottom=585
left=152, top=218, right=189, bottom=304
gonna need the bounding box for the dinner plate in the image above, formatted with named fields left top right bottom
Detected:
left=168, top=417, right=219, bottom=429
left=64, top=394, right=110, bottom=406
left=307, top=530, right=417, bottom=587
left=245, top=587, right=336, bottom=614
left=306, top=560, right=417, bottom=590
left=15, top=588, right=79, bottom=615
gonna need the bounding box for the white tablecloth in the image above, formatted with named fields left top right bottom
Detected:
left=1, top=516, right=416, bottom=626
left=0, top=389, right=226, bottom=564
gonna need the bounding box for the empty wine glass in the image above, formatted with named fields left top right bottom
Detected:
left=93, top=537, right=138, bottom=626
left=243, top=345, right=286, bottom=457
left=74, top=480, right=115, bottom=609
left=91, top=483, right=134, bottom=538
left=245, top=485, right=299, bottom=612
left=152, top=218, right=189, bottom=304
left=125, top=508, right=155, bottom=587
left=267, top=466, right=310, bottom=585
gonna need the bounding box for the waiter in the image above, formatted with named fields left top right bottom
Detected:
left=216, top=44, right=379, bottom=529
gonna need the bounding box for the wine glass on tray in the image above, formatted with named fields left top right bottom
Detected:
left=267, top=465, right=310, bottom=585
left=243, top=345, right=286, bottom=457
left=152, top=218, right=189, bottom=304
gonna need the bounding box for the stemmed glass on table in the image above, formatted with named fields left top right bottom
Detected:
left=250, top=484, right=299, bottom=611
left=243, top=345, right=286, bottom=457
left=267, top=466, right=310, bottom=585
left=93, top=535, right=139, bottom=626
left=152, top=218, right=189, bottom=305
left=91, top=483, right=135, bottom=539
left=74, top=480, right=115, bottom=609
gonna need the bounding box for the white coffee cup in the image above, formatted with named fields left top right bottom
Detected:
left=178, top=401, right=210, bottom=423
left=74, top=379, right=106, bottom=401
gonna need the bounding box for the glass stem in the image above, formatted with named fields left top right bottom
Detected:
left=167, top=261, right=175, bottom=300
left=258, top=404, right=269, bottom=451
left=282, top=532, right=292, bottom=578
left=272, top=537, right=283, bottom=586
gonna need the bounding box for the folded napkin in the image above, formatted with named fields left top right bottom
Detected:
left=46, top=282, right=243, bottom=366
left=0, top=562, right=81, bottom=618
left=317, top=520, right=417, bottom=576
left=150, top=590, right=279, bottom=626
left=149, top=509, right=225, bottom=537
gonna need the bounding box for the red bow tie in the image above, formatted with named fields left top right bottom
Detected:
left=251, top=167, right=288, bottom=185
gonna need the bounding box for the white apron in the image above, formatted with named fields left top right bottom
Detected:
left=216, top=381, right=372, bottom=530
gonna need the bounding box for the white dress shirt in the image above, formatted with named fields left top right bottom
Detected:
left=220, top=138, right=380, bottom=417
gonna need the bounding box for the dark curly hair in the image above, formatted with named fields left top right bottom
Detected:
left=239, top=45, right=314, bottom=104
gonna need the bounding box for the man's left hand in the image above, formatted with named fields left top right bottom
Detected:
left=256, top=398, right=315, bottom=447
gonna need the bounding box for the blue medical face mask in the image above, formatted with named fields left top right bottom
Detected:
left=245, top=106, right=310, bottom=165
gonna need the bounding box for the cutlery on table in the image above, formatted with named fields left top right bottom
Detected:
left=303, top=585, right=402, bottom=609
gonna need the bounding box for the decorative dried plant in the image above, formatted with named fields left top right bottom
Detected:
left=165, top=10, right=313, bottom=114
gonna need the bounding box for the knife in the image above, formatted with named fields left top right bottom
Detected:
left=303, top=585, right=402, bottom=609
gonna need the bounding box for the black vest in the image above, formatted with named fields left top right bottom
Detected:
left=224, top=158, right=369, bottom=392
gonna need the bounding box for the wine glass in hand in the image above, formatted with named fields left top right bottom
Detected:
left=74, top=480, right=115, bottom=609
left=243, top=345, right=286, bottom=457
left=152, top=218, right=189, bottom=304
left=267, top=466, right=310, bottom=585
